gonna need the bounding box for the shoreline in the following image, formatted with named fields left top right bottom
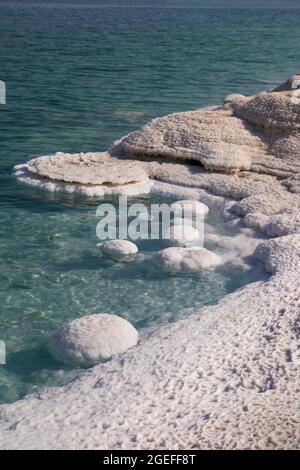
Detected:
left=1, top=76, right=300, bottom=449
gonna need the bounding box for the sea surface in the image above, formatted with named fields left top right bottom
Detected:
left=0, top=0, right=299, bottom=403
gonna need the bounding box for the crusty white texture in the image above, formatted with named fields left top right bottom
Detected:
left=26, top=152, right=149, bottom=186
left=98, top=240, right=138, bottom=259
left=153, top=247, right=222, bottom=272
left=13, top=164, right=153, bottom=197
left=47, top=314, right=138, bottom=367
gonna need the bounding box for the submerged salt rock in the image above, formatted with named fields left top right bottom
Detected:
left=98, top=240, right=138, bottom=260
left=163, top=225, right=201, bottom=247
left=47, top=314, right=138, bottom=367
left=153, top=247, right=222, bottom=272
left=171, top=199, right=209, bottom=217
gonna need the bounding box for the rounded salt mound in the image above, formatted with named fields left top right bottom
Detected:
left=153, top=247, right=222, bottom=273
left=47, top=314, right=138, bottom=367
left=163, top=225, right=201, bottom=247
left=97, top=240, right=138, bottom=260
left=171, top=199, right=209, bottom=217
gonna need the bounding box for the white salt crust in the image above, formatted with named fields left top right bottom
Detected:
left=153, top=247, right=222, bottom=272
left=4, top=74, right=300, bottom=449
left=47, top=314, right=138, bottom=367
left=26, top=152, right=149, bottom=186
left=13, top=164, right=153, bottom=198
left=98, top=240, right=138, bottom=260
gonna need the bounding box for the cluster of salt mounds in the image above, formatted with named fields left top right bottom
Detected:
left=4, top=74, right=300, bottom=449
left=47, top=314, right=138, bottom=367
left=95, top=198, right=215, bottom=271
left=156, top=198, right=216, bottom=270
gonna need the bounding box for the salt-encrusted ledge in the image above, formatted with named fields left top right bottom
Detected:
left=12, top=74, right=300, bottom=238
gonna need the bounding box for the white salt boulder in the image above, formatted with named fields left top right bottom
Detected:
left=171, top=199, right=209, bottom=217
left=47, top=314, right=138, bottom=367
left=153, top=247, right=222, bottom=273
left=97, top=240, right=138, bottom=260
left=163, top=225, right=201, bottom=247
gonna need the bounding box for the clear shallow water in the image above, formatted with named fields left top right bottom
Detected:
left=0, top=189, right=263, bottom=404
left=0, top=1, right=299, bottom=403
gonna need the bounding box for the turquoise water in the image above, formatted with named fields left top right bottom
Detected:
left=0, top=1, right=299, bottom=403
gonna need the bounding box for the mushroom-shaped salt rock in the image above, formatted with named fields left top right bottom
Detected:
left=153, top=247, right=222, bottom=273
left=47, top=314, right=138, bottom=367
left=98, top=240, right=138, bottom=260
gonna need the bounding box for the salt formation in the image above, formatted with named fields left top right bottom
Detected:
left=153, top=247, right=222, bottom=272
left=47, top=314, right=138, bottom=367
left=26, top=152, right=149, bottom=186
left=115, top=108, right=260, bottom=173
left=4, top=74, right=300, bottom=450
left=98, top=240, right=138, bottom=260
left=12, top=72, right=300, bottom=195
left=13, top=152, right=152, bottom=197
left=114, top=77, right=300, bottom=175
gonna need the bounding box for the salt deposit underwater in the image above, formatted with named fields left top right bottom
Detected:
left=0, top=190, right=262, bottom=404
